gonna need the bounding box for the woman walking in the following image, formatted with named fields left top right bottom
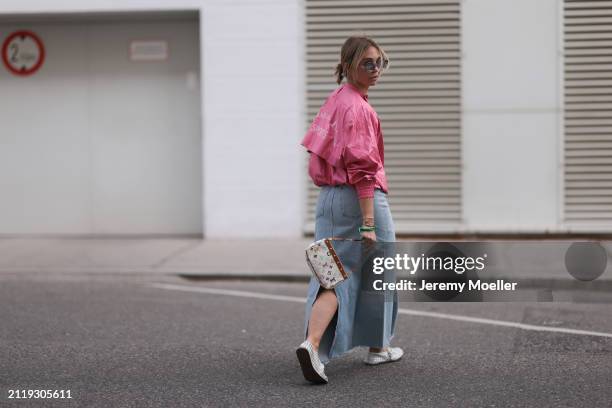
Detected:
left=296, top=36, right=402, bottom=384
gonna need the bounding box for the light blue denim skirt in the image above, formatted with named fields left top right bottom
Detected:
left=303, top=184, right=398, bottom=364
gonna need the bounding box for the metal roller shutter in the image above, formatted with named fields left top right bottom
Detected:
left=303, top=0, right=462, bottom=234
left=564, top=0, right=612, bottom=227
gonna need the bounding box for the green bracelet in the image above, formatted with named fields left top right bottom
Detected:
left=358, top=225, right=376, bottom=233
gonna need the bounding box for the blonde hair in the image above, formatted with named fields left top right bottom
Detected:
left=334, top=35, right=388, bottom=85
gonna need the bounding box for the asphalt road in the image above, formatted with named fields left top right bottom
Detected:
left=1, top=274, right=611, bottom=407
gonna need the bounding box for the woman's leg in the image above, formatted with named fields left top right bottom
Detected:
left=306, top=288, right=338, bottom=351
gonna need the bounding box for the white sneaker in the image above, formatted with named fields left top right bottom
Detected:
left=364, top=347, right=404, bottom=365
left=296, top=340, right=328, bottom=384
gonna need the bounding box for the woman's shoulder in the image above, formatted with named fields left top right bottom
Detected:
left=318, top=84, right=379, bottom=125
left=319, top=88, right=356, bottom=118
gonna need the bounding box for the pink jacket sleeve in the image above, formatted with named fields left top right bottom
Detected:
left=300, top=101, right=348, bottom=168
left=342, top=108, right=381, bottom=199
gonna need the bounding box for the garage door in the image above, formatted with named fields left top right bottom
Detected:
left=0, top=12, right=202, bottom=235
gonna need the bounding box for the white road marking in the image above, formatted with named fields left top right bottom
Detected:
left=396, top=308, right=612, bottom=338
left=150, top=283, right=612, bottom=339
left=150, top=283, right=307, bottom=303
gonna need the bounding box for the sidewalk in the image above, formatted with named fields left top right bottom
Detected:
left=0, top=237, right=311, bottom=276
left=0, top=238, right=611, bottom=288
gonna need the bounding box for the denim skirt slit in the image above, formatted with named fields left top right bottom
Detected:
left=303, top=184, right=399, bottom=365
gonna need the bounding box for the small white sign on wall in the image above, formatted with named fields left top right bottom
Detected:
left=129, top=40, right=168, bottom=61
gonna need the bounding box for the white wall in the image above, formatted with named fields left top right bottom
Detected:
left=2, top=0, right=567, bottom=236
left=461, top=0, right=561, bottom=232
left=200, top=1, right=304, bottom=238
left=0, top=0, right=305, bottom=238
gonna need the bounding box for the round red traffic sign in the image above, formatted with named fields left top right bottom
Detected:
left=2, top=30, right=45, bottom=76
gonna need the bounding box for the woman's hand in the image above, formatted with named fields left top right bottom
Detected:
left=360, top=229, right=377, bottom=253
left=360, top=230, right=376, bottom=242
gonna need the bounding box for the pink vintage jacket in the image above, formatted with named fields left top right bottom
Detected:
left=301, top=82, right=388, bottom=199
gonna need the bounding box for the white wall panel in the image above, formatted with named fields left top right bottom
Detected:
left=463, top=112, right=559, bottom=230
left=462, top=0, right=559, bottom=110
left=201, top=1, right=304, bottom=237
left=462, top=0, right=561, bottom=232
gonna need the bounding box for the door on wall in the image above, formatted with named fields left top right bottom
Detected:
left=0, top=11, right=202, bottom=235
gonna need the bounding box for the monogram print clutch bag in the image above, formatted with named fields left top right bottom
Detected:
left=305, top=238, right=352, bottom=289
